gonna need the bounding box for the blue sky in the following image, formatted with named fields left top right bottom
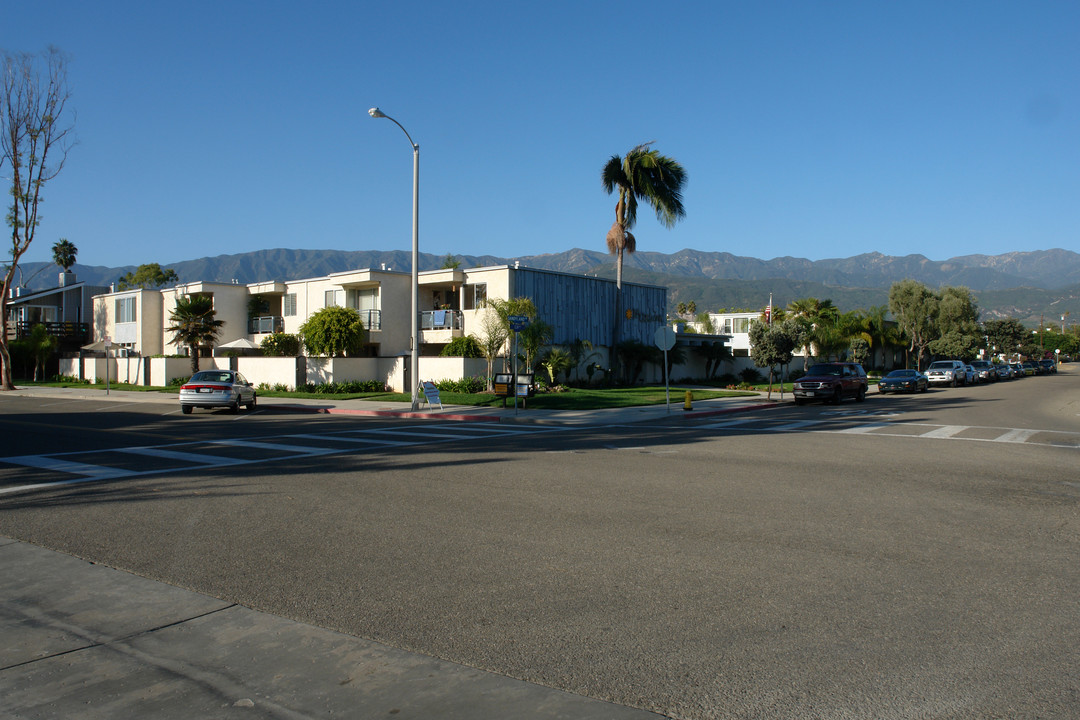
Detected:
left=5, top=1, right=1078, bottom=269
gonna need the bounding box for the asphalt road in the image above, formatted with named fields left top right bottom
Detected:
left=1, top=370, right=1078, bottom=719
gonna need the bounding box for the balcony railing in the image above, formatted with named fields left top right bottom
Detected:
left=421, top=309, right=462, bottom=330
left=357, top=309, right=381, bottom=330
left=15, top=321, right=89, bottom=345
left=248, top=316, right=284, bottom=334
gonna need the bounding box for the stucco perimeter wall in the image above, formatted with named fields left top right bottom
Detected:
left=417, top=357, right=488, bottom=385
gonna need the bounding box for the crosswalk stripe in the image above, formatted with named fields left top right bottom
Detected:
left=117, top=447, right=249, bottom=465
left=919, top=425, right=967, bottom=439
left=834, top=423, right=891, bottom=434
left=209, top=439, right=338, bottom=455
left=995, top=428, right=1038, bottom=443
left=2, top=456, right=137, bottom=478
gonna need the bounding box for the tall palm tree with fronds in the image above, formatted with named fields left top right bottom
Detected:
left=167, top=294, right=224, bottom=374
left=602, top=143, right=686, bottom=379
left=52, top=238, right=77, bottom=272
left=602, top=143, right=687, bottom=291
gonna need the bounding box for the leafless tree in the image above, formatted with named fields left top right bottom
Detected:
left=1, top=47, right=75, bottom=390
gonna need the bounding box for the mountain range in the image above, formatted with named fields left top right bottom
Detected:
left=17, top=247, right=1080, bottom=326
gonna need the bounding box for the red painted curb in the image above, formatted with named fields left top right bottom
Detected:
left=266, top=404, right=501, bottom=422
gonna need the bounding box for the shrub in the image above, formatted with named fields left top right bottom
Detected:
left=261, top=333, right=301, bottom=356
left=439, top=336, right=483, bottom=358
left=434, top=376, right=485, bottom=393
left=738, top=367, right=764, bottom=384
left=170, top=376, right=190, bottom=386
left=301, top=380, right=386, bottom=394
left=52, top=374, right=90, bottom=384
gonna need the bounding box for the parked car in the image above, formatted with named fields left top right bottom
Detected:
left=877, top=369, right=929, bottom=394
left=793, top=362, right=868, bottom=405
left=1009, top=362, right=1024, bottom=378
left=1021, top=361, right=1038, bottom=376
left=1039, top=359, right=1057, bottom=374
left=179, top=370, right=257, bottom=414
left=925, top=360, right=967, bottom=387
left=994, top=363, right=1012, bottom=381
left=969, top=360, right=997, bottom=383
left=963, top=364, right=979, bottom=385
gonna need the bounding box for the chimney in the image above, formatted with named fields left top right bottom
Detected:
left=59, top=271, right=75, bottom=286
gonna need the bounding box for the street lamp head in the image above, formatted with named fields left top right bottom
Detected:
left=368, top=107, right=386, bottom=118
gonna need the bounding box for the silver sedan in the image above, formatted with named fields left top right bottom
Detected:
left=179, top=370, right=257, bottom=414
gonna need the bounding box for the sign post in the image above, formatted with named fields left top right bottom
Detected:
left=654, top=326, right=677, bottom=413
left=104, top=336, right=112, bottom=396
left=508, top=315, right=529, bottom=413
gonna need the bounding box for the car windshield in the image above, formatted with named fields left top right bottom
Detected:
left=927, top=362, right=953, bottom=369
left=807, top=364, right=843, bottom=377
left=190, top=371, right=233, bottom=383
left=887, top=370, right=916, bottom=378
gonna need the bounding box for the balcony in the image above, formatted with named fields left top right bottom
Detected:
left=420, top=309, right=463, bottom=343
left=14, top=321, right=90, bottom=349
left=248, top=316, right=284, bottom=334
left=358, top=309, right=382, bottom=331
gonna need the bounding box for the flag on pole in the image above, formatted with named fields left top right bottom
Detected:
left=766, top=293, right=774, bottom=325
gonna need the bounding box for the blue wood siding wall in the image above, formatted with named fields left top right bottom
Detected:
left=511, top=269, right=667, bottom=347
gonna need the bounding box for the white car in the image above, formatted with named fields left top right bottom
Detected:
left=179, top=370, right=257, bottom=414
left=925, top=360, right=966, bottom=387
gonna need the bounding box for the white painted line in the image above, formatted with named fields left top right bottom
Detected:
left=117, top=447, right=249, bottom=466
left=1, top=455, right=137, bottom=478
left=209, top=439, right=338, bottom=456
left=834, top=423, right=891, bottom=434
left=919, top=425, right=967, bottom=439
left=286, top=433, right=411, bottom=447
left=995, top=428, right=1038, bottom=443
left=699, top=418, right=757, bottom=430
left=769, top=420, right=821, bottom=431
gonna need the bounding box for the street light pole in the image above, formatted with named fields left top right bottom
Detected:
left=369, top=107, right=420, bottom=411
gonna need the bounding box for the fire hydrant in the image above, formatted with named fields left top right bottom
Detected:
left=683, top=390, right=693, bottom=411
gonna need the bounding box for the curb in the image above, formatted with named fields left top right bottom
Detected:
left=266, top=404, right=502, bottom=423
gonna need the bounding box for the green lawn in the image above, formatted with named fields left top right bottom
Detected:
left=21, top=380, right=759, bottom=410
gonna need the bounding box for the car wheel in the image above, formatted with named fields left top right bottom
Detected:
left=920, top=383, right=928, bottom=393
left=181, top=405, right=192, bottom=415
left=832, top=387, right=843, bottom=405
left=950, top=377, right=957, bottom=387
left=247, top=394, right=257, bottom=411
left=794, top=399, right=807, bottom=406
left=231, top=398, right=241, bottom=414
left=856, top=387, right=866, bottom=402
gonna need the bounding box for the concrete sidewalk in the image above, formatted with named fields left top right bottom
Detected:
left=0, top=538, right=661, bottom=719
left=2, top=384, right=788, bottom=425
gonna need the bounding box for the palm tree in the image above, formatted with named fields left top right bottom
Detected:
left=167, top=294, right=224, bottom=374
left=786, top=297, right=839, bottom=367
left=540, top=348, right=573, bottom=385
left=694, top=340, right=732, bottom=380
left=52, top=239, right=77, bottom=272
left=480, top=297, right=538, bottom=371
left=602, top=143, right=687, bottom=377
left=28, top=324, right=58, bottom=381
left=861, top=305, right=903, bottom=370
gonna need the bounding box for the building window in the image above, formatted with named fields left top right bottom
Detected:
left=464, top=283, right=487, bottom=310
left=283, top=293, right=297, bottom=317
left=115, top=297, right=137, bottom=323
left=325, top=289, right=343, bottom=307
left=347, top=288, right=378, bottom=311
left=733, top=317, right=750, bottom=333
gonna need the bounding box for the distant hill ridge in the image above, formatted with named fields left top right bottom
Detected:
left=18, top=247, right=1080, bottom=325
